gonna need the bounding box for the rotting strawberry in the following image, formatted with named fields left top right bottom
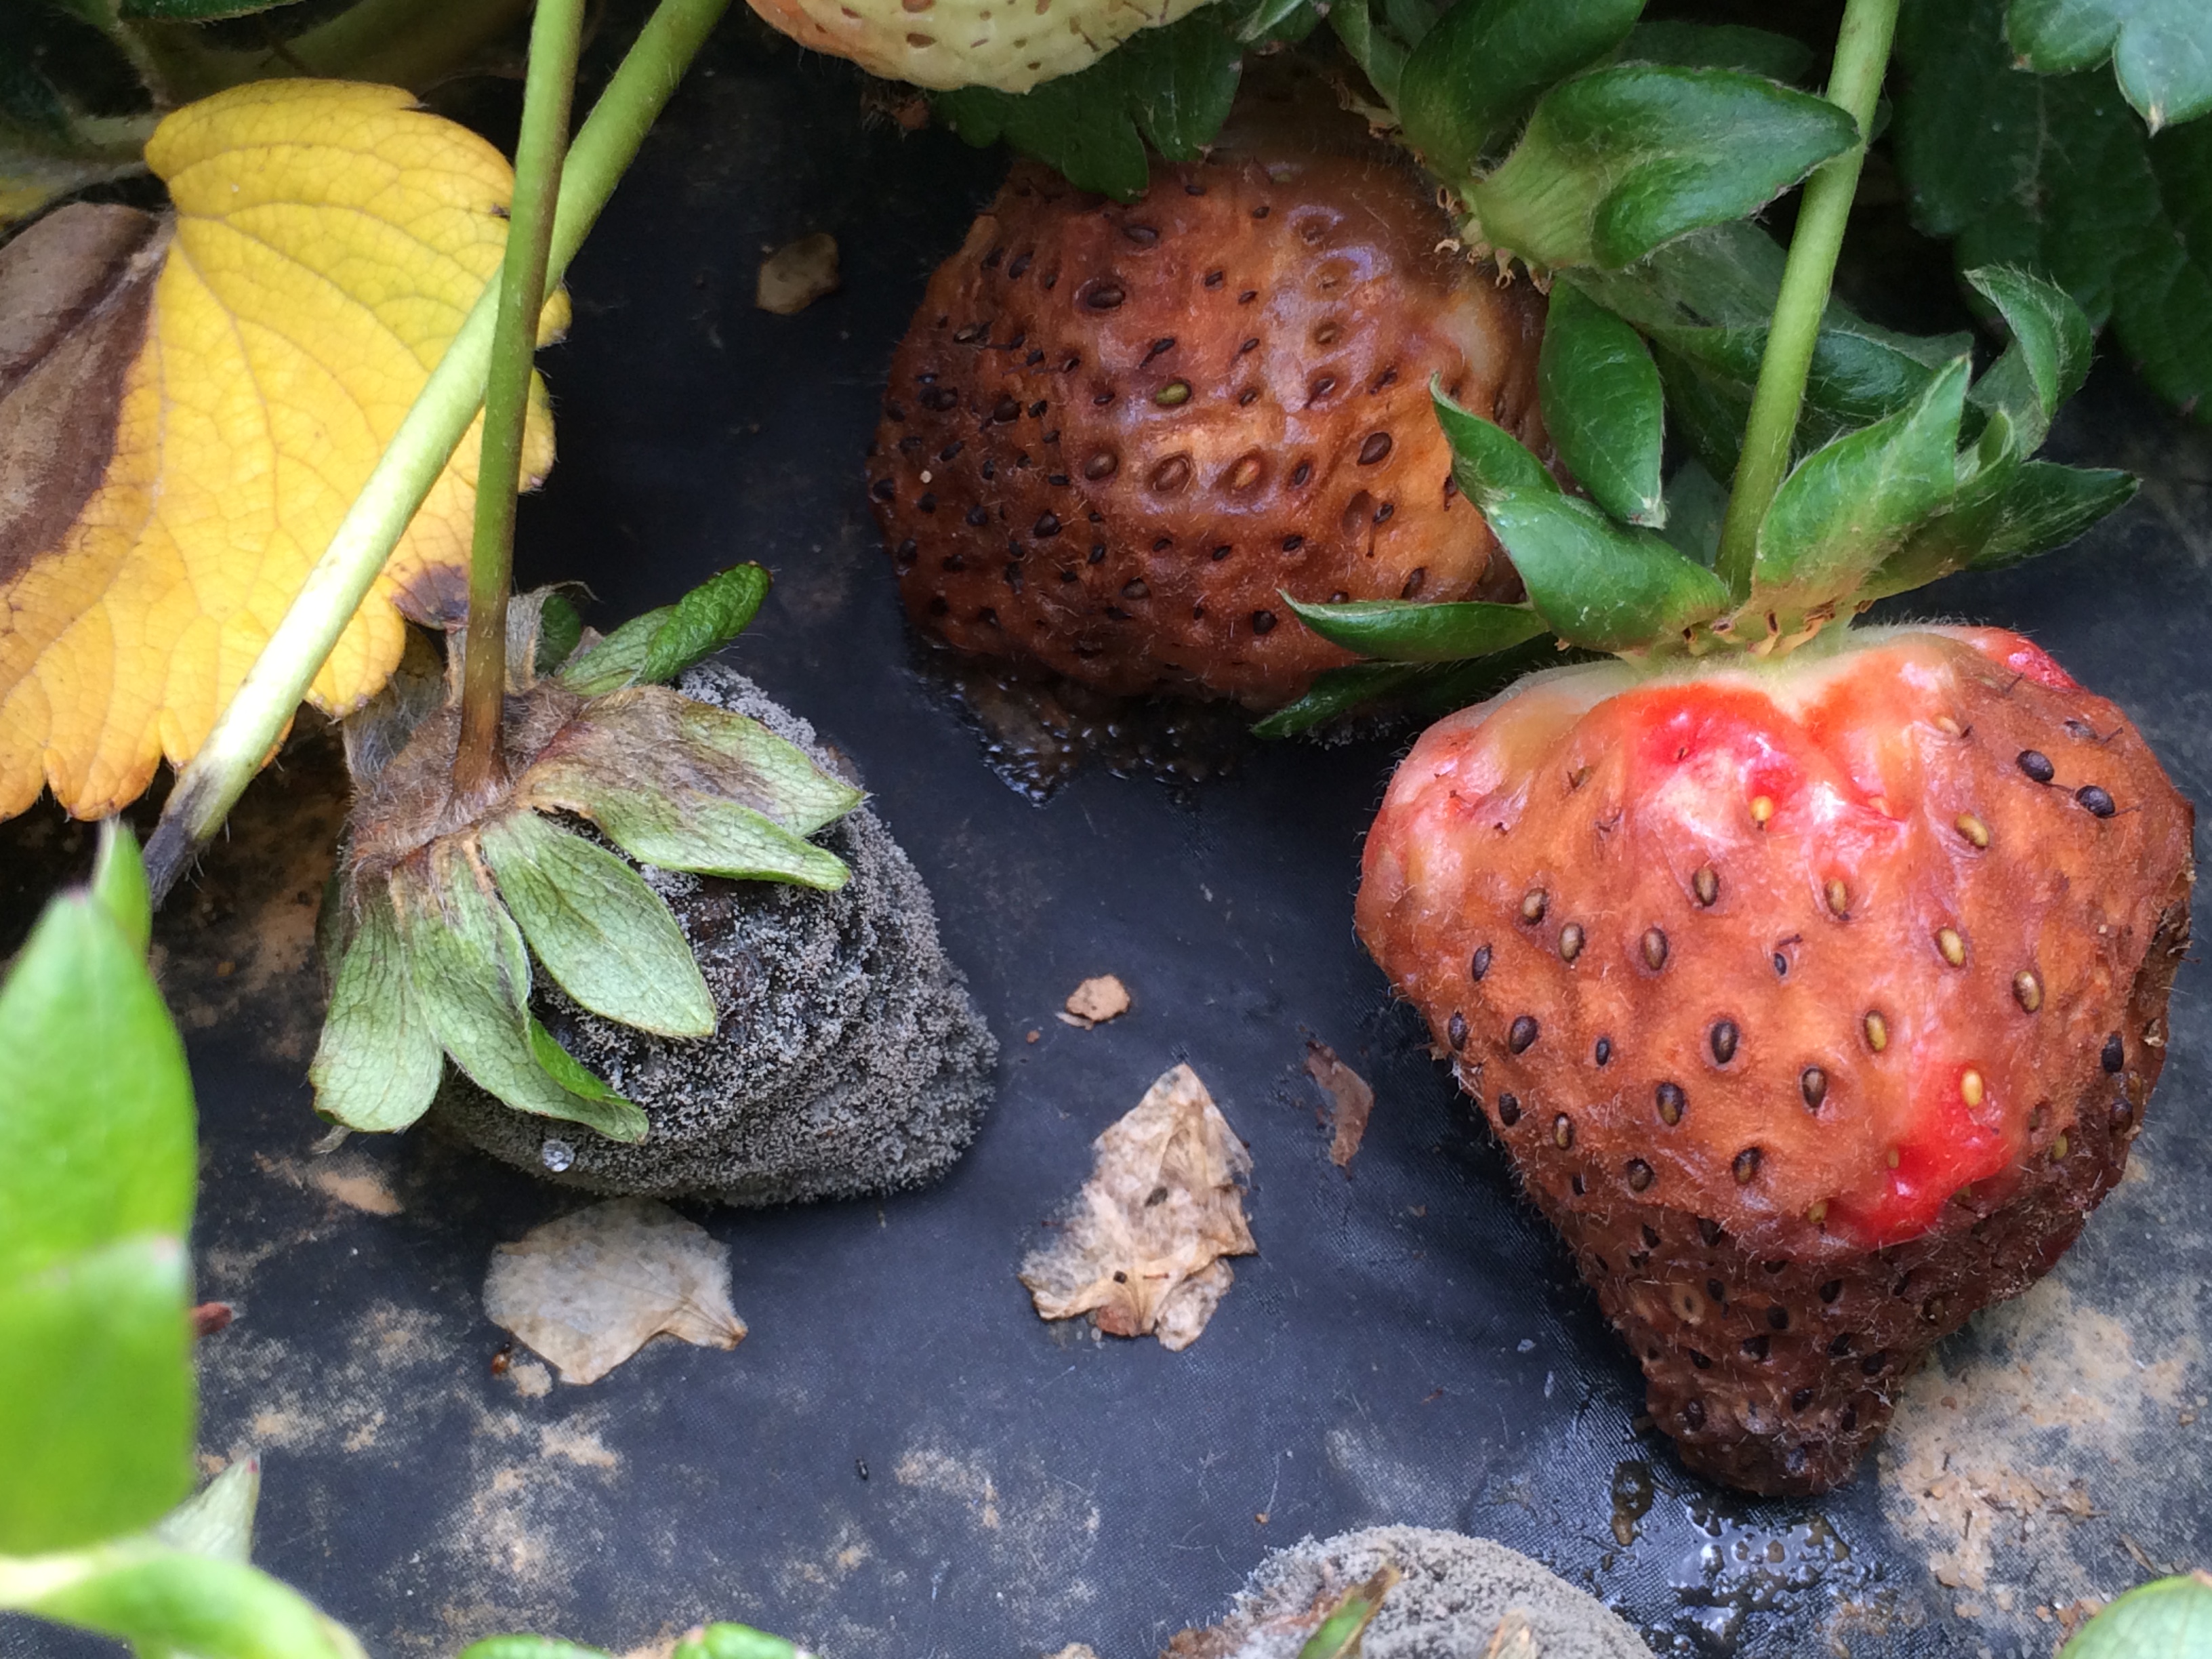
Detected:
left=1357, top=627, right=2192, bottom=1494
left=866, top=119, right=1548, bottom=706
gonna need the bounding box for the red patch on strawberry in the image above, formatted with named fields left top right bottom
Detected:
left=867, top=134, right=1547, bottom=705
left=1357, top=626, right=2192, bottom=1494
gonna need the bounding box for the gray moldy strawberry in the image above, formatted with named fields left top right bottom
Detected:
left=1357, top=626, right=2192, bottom=1493
left=867, top=123, right=1547, bottom=707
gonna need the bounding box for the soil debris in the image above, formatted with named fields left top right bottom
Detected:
left=1164, top=1525, right=1652, bottom=1658
left=1303, top=1041, right=1375, bottom=1169
left=756, top=232, right=840, bottom=315
left=1020, top=1063, right=1255, bottom=1351
left=483, top=1197, right=746, bottom=1385
left=1879, top=1271, right=2201, bottom=1629
left=1061, top=973, right=1132, bottom=1028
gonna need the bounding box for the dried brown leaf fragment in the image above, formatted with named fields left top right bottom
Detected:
left=1304, top=1041, right=1376, bottom=1170
left=483, top=1197, right=746, bottom=1385
left=1060, top=973, right=1132, bottom=1027
left=756, top=232, right=840, bottom=315
left=1020, top=1063, right=1255, bottom=1351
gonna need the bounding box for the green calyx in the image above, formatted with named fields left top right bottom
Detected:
left=309, top=564, right=864, bottom=1143
left=1268, top=261, right=2133, bottom=737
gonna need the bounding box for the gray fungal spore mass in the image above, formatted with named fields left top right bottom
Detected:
left=432, top=665, right=996, bottom=1205
left=1183, top=1525, right=1654, bottom=1659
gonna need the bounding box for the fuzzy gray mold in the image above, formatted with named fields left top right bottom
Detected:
left=1181, top=1525, right=1653, bottom=1659
left=430, top=665, right=998, bottom=1205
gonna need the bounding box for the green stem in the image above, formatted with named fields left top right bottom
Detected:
left=1712, top=0, right=1902, bottom=597
left=142, top=0, right=734, bottom=905
left=451, top=0, right=587, bottom=809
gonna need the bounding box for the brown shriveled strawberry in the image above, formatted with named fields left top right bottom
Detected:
left=866, top=140, right=1547, bottom=705
left=1356, top=626, right=2192, bottom=1494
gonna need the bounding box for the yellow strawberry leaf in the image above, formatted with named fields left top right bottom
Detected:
left=0, top=79, right=569, bottom=820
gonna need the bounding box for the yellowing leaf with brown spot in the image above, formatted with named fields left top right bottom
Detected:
left=0, top=79, right=567, bottom=819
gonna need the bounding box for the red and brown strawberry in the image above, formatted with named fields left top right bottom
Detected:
left=866, top=123, right=1547, bottom=706
left=1357, top=625, right=2192, bottom=1494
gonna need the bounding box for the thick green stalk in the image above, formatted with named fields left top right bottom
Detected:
left=451, top=0, right=587, bottom=809
left=1713, top=0, right=1902, bottom=596
left=143, top=0, right=734, bottom=904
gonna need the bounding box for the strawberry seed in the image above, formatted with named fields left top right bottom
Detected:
left=1520, top=887, right=1548, bottom=924
left=1801, top=1066, right=1828, bottom=1109
left=1508, top=1014, right=1538, bottom=1053
left=1626, top=1159, right=1654, bottom=1191
left=2018, top=748, right=2055, bottom=783
left=1864, top=1011, right=1889, bottom=1052
left=1692, top=865, right=1719, bottom=906
left=1656, top=1082, right=1685, bottom=1125
left=1710, top=1019, right=1740, bottom=1063
left=1955, top=811, right=1990, bottom=848
left=1732, top=1147, right=1762, bottom=1184
left=2013, top=970, right=2043, bottom=1012
left=1641, top=927, right=1669, bottom=970
left=1936, top=926, right=1966, bottom=966
left=1559, top=924, right=1584, bottom=962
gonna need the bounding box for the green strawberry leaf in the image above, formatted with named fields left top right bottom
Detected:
left=1430, top=378, right=1557, bottom=503
left=1471, top=65, right=1859, bottom=269
left=1395, top=0, right=1643, bottom=180
left=0, top=880, right=194, bottom=1285
left=2008, top=0, right=2212, bottom=129
left=118, top=0, right=302, bottom=15
left=1566, top=222, right=1972, bottom=474
left=89, top=817, right=152, bottom=954
left=673, top=1626, right=808, bottom=1659
left=1483, top=487, right=1730, bottom=650
left=537, top=778, right=851, bottom=891
left=1865, top=459, right=2137, bottom=597
left=0, top=1538, right=365, bottom=1659
left=478, top=812, right=716, bottom=1040
left=1233, top=0, right=1324, bottom=44
left=1658, top=458, right=1729, bottom=567
left=1622, top=21, right=1816, bottom=82
left=0, top=827, right=196, bottom=1553
left=148, top=1461, right=259, bottom=1563
left=932, top=6, right=1246, bottom=201
left=1749, top=357, right=1969, bottom=630
left=0, top=1241, right=193, bottom=1557
left=1283, top=596, right=1548, bottom=661
left=1251, top=662, right=1427, bottom=737
left=2055, top=1571, right=2212, bottom=1659
left=1895, top=0, right=2212, bottom=423
left=525, top=1020, right=641, bottom=1116
left=560, top=565, right=771, bottom=695
left=1963, top=266, right=2096, bottom=457
left=309, top=888, right=445, bottom=1134
left=1538, top=282, right=1666, bottom=523
left=516, top=691, right=859, bottom=892
left=533, top=590, right=586, bottom=679
left=390, top=842, right=648, bottom=1143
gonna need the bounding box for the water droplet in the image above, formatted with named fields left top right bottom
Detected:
left=541, top=1139, right=575, bottom=1172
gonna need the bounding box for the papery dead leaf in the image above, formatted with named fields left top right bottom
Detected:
left=1061, top=973, right=1132, bottom=1027
left=1020, top=1063, right=1256, bottom=1352
left=483, top=1197, right=745, bottom=1385
left=1304, top=1041, right=1375, bottom=1170
left=0, top=79, right=569, bottom=819
left=756, top=232, right=840, bottom=315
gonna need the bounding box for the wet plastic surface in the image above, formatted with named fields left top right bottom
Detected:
left=5, top=18, right=2211, bottom=1658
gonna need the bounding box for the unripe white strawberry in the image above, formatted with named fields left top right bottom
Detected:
left=745, top=0, right=1208, bottom=92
